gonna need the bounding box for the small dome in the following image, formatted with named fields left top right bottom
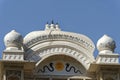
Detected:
left=97, top=35, right=116, bottom=52
left=4, top=30, right=23, bottom=49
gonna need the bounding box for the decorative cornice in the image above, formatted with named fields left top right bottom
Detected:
left=24, top=34, right=95, bottom=53
left=96, top=54, right=119, bottom=63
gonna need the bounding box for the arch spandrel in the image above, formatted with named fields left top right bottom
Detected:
left=34, top=55, right=86, bottom=76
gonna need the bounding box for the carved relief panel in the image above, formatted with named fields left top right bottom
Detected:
left=103, top=71, right=118, bottom=80
left=36, top=61, right=83, bottom=75
left=35, top=55, right=86, bottom=76
left=6, top=70, right=22, bottom=80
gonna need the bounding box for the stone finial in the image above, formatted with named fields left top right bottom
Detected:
left=45, top=21, right=61, bottom=31
left=4, top=30, right=23, bottom=50
left=55, top=23, right=61, bottom=30
left=45, top=22, right=50, bottom=30
left=50, top=20, right=55, bottom=29
left=51, top=20, right=54, bottom=24
left=96, top=35, right=116, bottom=53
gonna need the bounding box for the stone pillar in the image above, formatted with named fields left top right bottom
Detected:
left=99, top=72, right=103, bottom=80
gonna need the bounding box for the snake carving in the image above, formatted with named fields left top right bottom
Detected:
left=65, top=63, right=82, bottom=74
left=37, top=63, right=54, bottom=73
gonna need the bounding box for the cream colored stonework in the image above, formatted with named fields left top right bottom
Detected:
left=0, top=22, right=120, bottom=80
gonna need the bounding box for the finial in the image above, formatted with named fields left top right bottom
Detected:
left=45, top=21, right=50, bottom=30
left=45, top=21, right=61, bottom=31
left=97, top=34, right=116, bottom=53
left=51, top=20, right=54, bottom=24
left=4, top=30, right=23, bottom=50
left=55, top=22, right=61, bottom=31
left=46, top=21, right=49, bottom=24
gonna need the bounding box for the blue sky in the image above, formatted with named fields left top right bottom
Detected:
left=0, top=0, right=120, bottom=58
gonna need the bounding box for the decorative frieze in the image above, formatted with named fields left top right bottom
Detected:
left=27, top=47, right=92, bottom=69
left=3, top=54, right=23, bottom=60
left=25, top=34, right=94, bottom=52
left=3, top=51, right=24, bottom=60
left=36, top=62, right=83, bottom=75
left=100, top=57, right=118, bottom=63
left=96, top=54, right=119, bottom=63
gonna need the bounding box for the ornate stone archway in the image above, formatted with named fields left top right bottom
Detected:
left=23, top=26, right=96, bottom=79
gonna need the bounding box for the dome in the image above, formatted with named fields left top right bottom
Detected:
left=4, top=30, right=23, bottom=49
left=97, top=35, right=116, bottom=52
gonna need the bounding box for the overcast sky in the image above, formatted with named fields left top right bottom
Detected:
left=0, top=0, right=120, bottom=58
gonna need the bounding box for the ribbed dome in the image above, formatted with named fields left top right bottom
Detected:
left=4, top=30, right=23, bottom=48
left=97, top=35, right=116, bottom=52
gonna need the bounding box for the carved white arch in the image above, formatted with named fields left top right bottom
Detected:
left=24, top=31, right=95, bottom=54
left=25, top=41, right=95, bottom=70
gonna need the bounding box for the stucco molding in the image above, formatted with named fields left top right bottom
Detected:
left=24, top=32, right=95, bottom=54
left=25, top=41, right=95, bottom=70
